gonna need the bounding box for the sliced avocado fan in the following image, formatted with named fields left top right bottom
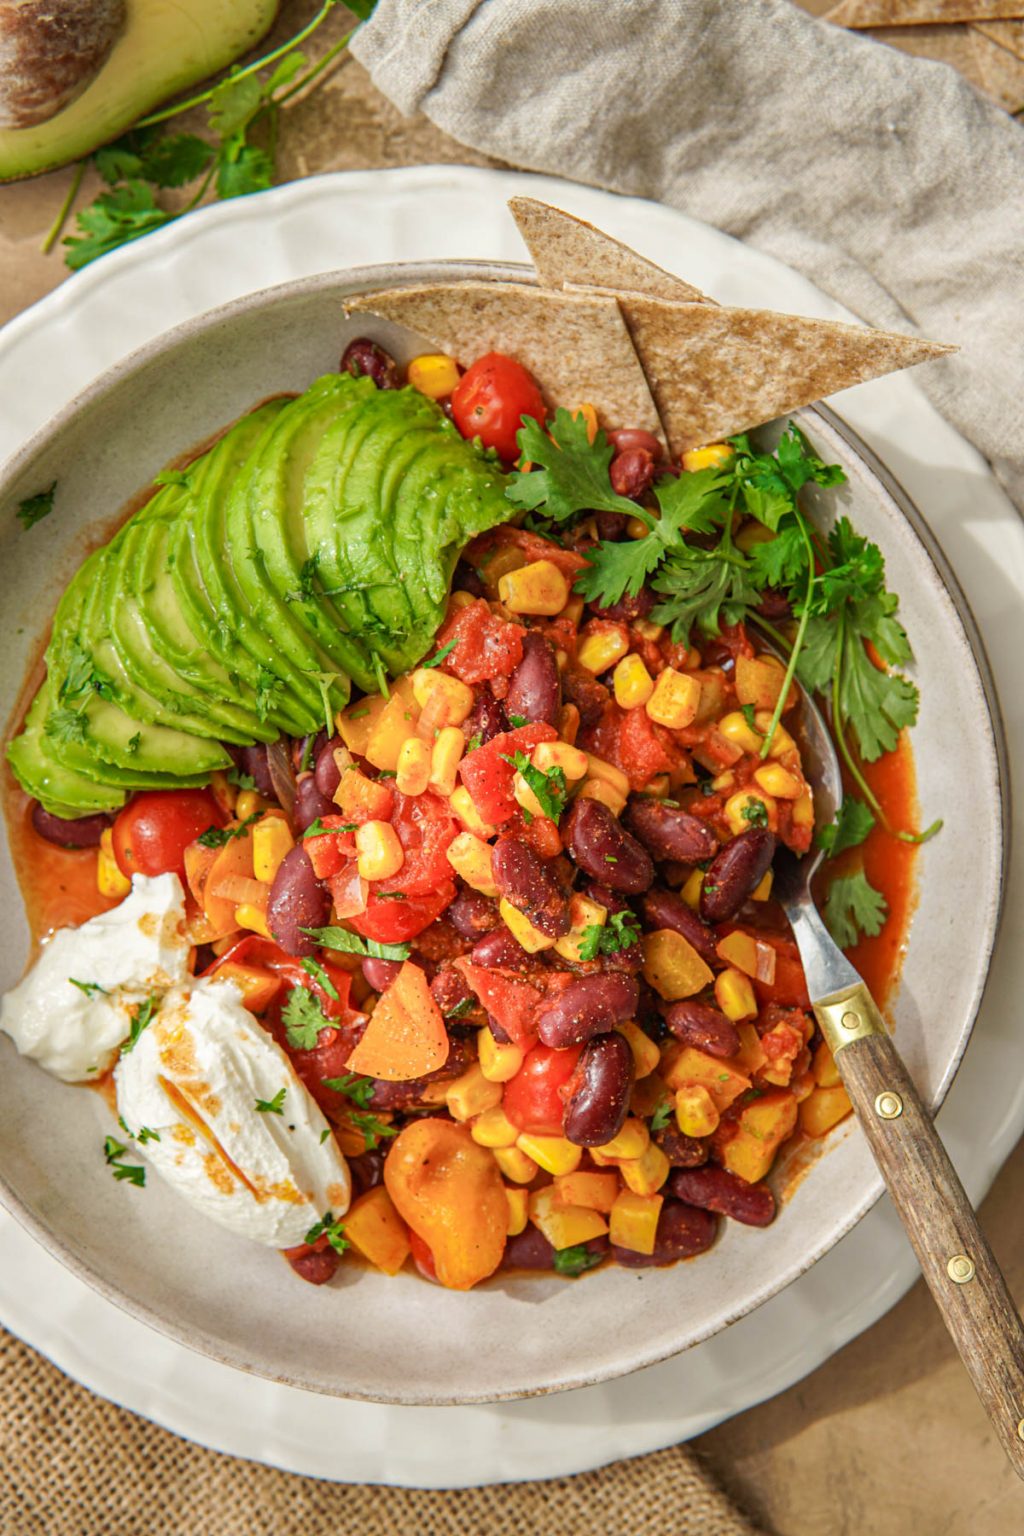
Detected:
left=8, top=373, right=511, bottom=817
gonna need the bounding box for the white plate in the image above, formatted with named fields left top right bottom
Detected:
left=0, top=166, right=1020, bottom=1486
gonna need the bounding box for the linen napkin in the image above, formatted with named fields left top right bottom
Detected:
left=351, top=0, right=1024, bottom=514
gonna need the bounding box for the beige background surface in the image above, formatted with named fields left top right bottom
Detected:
left=1, top=3, right=1022, bottom=1531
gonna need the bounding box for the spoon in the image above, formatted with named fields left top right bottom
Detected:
left=764, top=655, right=1024, bottom=1477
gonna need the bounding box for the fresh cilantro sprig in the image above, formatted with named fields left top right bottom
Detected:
left=323, top=1072, right=375, bottom=1108
left=196, top=811, right=261, bottom=849
left=305, top=1210, right=349, bottom=1254
left=552, top=1244, right=604, bottom=1278
left=302, top=957, right=339, bottom=999
left=823, top=871, right=888, bottom=950
left=282, top=986, right=332, bottom=1052
left=302, top=926, right=410, bottom=962
left=578, top=911, right=641, bottom=962
left=16, top=482, right=56, bottom=531
left=817, top=797, right=876, bottom=858
left=121, top=995, right=158, bottom=1056
left=103, top=1136, right=145, bottom=1188
left=349, top=1112, right=397, bottom=1152
left=254, top=1087, right=286, bottom=1115
left=69, top=978, right=107, bottom=998
left=499, top=749, right=568, bottom=824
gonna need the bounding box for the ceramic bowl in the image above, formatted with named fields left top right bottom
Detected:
left=0, top=262, right=1006, bottom=1404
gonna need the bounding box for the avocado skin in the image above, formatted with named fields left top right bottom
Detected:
left=8, top=372, right=512, bottom=815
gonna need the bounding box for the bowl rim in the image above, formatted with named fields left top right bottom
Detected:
left=0, top=259, right=1009, bottom=1404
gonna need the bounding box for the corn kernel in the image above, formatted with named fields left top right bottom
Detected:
left=680, top=868, right=704, bottom=909
left=645, top=774, right=671, bottom=799
left=478, top=1027, right=525, bottom=1083
left=681, top=443, right=733, bottom=472
left=613, top=653, right=655, bottom=710
left=792, top=789, right=815, bottom=827
left=410, top=667, right=474, bottom=723
left=593, top=1117, right=649, bottom=1162
left=355, top=820, right=404, bottom=882
left=407, top=352, right=461, bottom=399
left=395, top=735, right=431, bottom=796
left=642, top=928, right=714, bottom=1001
left=675, top=1083, right=720, bottom=1137
left=97, top=829, right=131, bottom=899
left=754, top=712, right=797, bottom=760
left=512, top=771, right=545, bottom=821
left=234, top=788, right=267, bottom=820
left=554, top=893, right=608, bottom=962
left=553, top=1171, right=620, bottom=1213
left=449, top=784, right=500, bottom=839
left=616, top=1020, right=661, bottom=1079
left=493, top=1145, right=538, bottom=1184
left=557, top=702, right=581, bottom=744
left=583, top=754, right=630, bottom=798
left=609, top=1190, right=664, bottom=1255
left=529, top=1186, right=608, bottom=1248
left=712, top=770, right=736, bottom=792
left=634, top=619, right=664, bottom=641
left=619, top=1139, right=670, bottom=1196
left=235, top=902, right=271, bottom=938
left=516, top=1133, right=582, bottom=1177
left=560, top=593, right=585, bottom=626
left=813, top=1040, right=841, bottom=1089
left=724, top=788, right=776, bottom=836
left=498, top=559, right=570, bottom=616
left=715, top=966, right=758, bottom=1022
left=447, top=590, right=475, bottom=615
left=533, top=740, right=589, bottom=780
left=576, top=777, right=627, bottom=817
left=754, top=762, right=802, bottom=799
left=499, top=898, right=555, bottom=953
left=446, top=831, right=497, bottom=896
left=252, top=815, right=294, bottom=884
left=626, top=515, right=648, bottom=540
left=576, top=628, right=630, bottom=675
left=646, top=667, right=701, bottom=730
left=470, top=1104, right=520, bottom=1148
left=446, top=1063, right=503, bottom=1122
left=718, top=709, right=763, bottom=755
left=429, top=725, right=465, bottom=796
left=505, top=1185, right=529, bottom=1237
left=752, top=869, right=773, bottom=901
left=209, top=769, right=237, bottom=816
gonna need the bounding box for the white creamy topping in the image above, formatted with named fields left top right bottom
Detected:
left=0, top=873, right=190, bottom=1082
left=115, top=977, right=350, bottom=1249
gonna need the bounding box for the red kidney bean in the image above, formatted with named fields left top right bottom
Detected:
left=593, top=510, right=630, bottom=540
left=430, top=966, right=475, bottom=1020
left=285, top=1246, right=339, bottom=1285
left=294, top=727, right=328, bottom=775
left=654, top=1124, right=710, bottom=1168
left=607, top=428, right=663, bottom=458
left=662, top=1000, right=740, bottom=1059
left=362, top=956, right=401, bottom=993
left=610, top=447, right=656, bottom=500
left=237, top=744, right=275, bottom=799
left=314, top=734, right=346, bottom=800
left=348, top=1150, right=385, bottom=1199
left=563, top=1032, right=634, bottom=1146
left=505, top=630, right=561, bottom=727
left=30, top=803, right=111, bottom=848
left=625, top=798, right=720, bottom=864
left=561, top=666, right=609, bottom=731
left=537, top=973, right=639, bottom=1049
left=756, top=589, right=793, bottom=622
left=641, top=887, right=718, bottom=968
left=669, top=1166, right=776, bottom=1227
left=447, top=888, right=499, bottom=940
left=565, top=799, right=653, bottom=894
left=699, top=827, right=776, bottom=924
left=267, top=844, right=329, bottom=957
left=486, top=1014, right=512, bottom=1044
left=501, top=1228, right=608, bottom=1272
left=581, top=882, right=632, bottom=915
left=293, top=773, right=335, bottom=834
left=492, top=836, right=570, bottom=938
left=462, top=686, right=506, bottom=745
left=454, top=559, right=486, bottom=599
left=470, top=924, right=530, bottom=970
left=341, top=337, right=397, bottom=389
left=587, top=586, right=655, bottom=624
left=611, top=1200, right=718, bottom=1267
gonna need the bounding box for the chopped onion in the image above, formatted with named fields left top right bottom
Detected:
left=754, top=940, right=777, bottom=986
left=332, top=864, right=369, bottom=919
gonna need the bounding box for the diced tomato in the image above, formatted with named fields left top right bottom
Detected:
left=458, top=722, right=558, bottom=825
left=304, top=816, right=358, bottom=879
left=455, top=959, right=544, bottom=1044
left=113, top=788, right=226, bottom=881
left=349, top=883, right=456, bottom=944
left=502, top=1042, right=582, bottom=1134
left=334, top=769, right=394, bottom=824
left=465, top=527, right=588, bottom=587
left=204, top=934, right=352, bottom=1018
left=450, top=351, right=546, bottom=462
left=382, top=791, right=458, bottom=896
left=579, top=701, right=688, bottom=792
left=434, top=599, right=524, bottom=685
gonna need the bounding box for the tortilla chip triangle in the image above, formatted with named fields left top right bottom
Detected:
left=974, top=16, right=1024, bottom=55
left=826, top=0, right=1024, bottom=26
left=346, top=283, right=666, bottom=441
left=508, top=197, right=710, bottom=303
left=869, top=20, right=1024, bottom=104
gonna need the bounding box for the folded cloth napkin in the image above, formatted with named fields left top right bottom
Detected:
left=352, top=0, right=1024, bottom=514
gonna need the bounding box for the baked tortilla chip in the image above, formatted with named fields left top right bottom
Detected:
left=508, top=197, right=710, bottom=304
left=973, top=17, right=1024, bottom=57
left=827, top=0, right=1024, bottom=25
left=346, top=282, right=665, bottom=441
left=616, top=298, right=955, bottom=454
left=870, top=21, right=1024, bottom=106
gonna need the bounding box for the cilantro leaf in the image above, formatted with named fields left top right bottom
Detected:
left=196, top=812, right=260, bottom=850
left=305, top=1210, right=349, bottom=1254
left=817, top=797, right=876, bottom=858
left=650, top=1097, right=674, bottom=1133
left=839, top=631, right=919, bottom=763
left=578, top=910, right=641, bottom=962
left=301, top=926, right=410, bottom=963
left=64, top=181, right=173, bottom=270
left=255, top=665, right=284, bottom=722
left=651, top=537, right=763, bottom=643
left=69, top=978, right=107, bottom=998
left=349, top=1111, right=397, bottom=1151
left=823, top=870, right=888, bottom=949
left=216, top=142, right=274, bottom=200
left=103, top=1135, right=145, bottom=1188
left=121, top=995, right=158, bottom=1055
left=323, top=1073, right=375, bottom=1108
left=422, top=637, right=458, bottom=669
left=740, top=797, right=769, bottom=829
left=500, top=749, right=568, bottom=822
left=138, top=133, right=215, bottom=188
left=301, top=957, right=339, bottom=1000
left=552, top=1244, right=604, bottom=1277
left=16, top=482, right=56, bottom=530
left=44, top=706, right=89, bottom=746
left=282, top=986, right=332, bottom=1052
left=254, top=1087, right=286, bottom=1115
left=506, top=410, right=637, bottom=523
left=747, top=519, right=807, bottom=590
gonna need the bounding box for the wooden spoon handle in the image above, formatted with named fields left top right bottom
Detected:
left=819, top=984, right=1024, bottom=1477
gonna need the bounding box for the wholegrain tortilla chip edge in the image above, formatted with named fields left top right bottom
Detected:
left=826, top=0, right=1024, bottom=29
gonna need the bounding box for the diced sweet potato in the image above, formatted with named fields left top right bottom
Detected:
left=800, top=1083, right=853, bottom=1138
left=661, top=1043, right=751, bottom=1111
left=343, top=1186, right=411, bottom=1276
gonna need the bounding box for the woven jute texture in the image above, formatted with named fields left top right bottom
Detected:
left=0, top=1327, right=765, bottom=1536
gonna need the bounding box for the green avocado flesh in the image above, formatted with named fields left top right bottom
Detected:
left=9, top=375, right=511, bottom=816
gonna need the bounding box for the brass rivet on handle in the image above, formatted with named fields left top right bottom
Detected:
left=947, top=1254, right=976, bottom=1284
left=841, top=1011, right=860, bottom=1030
left=875, top=1091, right=903, bottom=1120
left=1017, top=1419, right=1024, bottom=1442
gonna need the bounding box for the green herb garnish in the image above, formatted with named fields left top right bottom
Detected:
left=823, top=869, right=888, bottom=949
left=301, top=926, right=410, bottom=962
left=121, top=995, right=158, bottom=1055
left=282, top=987, right=332, bottom=1052
left=422, top=637, right=458, bottom=669
left=196, top=811, right=260, bottom=849
left=16, top=482, right=57, bottom=530
left=69, top=978, right=107, bottom=998
left=103, top=1135, right=145, bottom=1187
left=305, top=1210, right=349, bottom=1254
left=301, top=957, right=339, bottom=1000
left=553, top=1244, right=604, bottom=1278
left=499, top=748, right=568, bottom=823
left=254, top=1087, right=287, bottom=1115
left=323, top=1073, right=375, bottom=1108
left=578, top=910, right=642, bottom=962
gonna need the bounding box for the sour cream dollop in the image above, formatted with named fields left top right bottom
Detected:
left=115, top=977, right=351, bottom=1249
left=0, top=873, right=190, bottom=1082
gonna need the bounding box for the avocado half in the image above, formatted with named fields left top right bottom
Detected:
left=0, top=0, right=281, bottom=182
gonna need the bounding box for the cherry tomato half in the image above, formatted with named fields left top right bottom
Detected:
left=502, top=1042, right=582, bottom=1136
left=451, top=352, right=546, bottom=462
left=112, top=788, right=225, bottom=881
left=348, top=883, right=456, bottom=944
